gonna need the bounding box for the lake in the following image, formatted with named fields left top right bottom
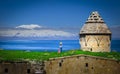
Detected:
left=0, top=40, right=120, bottom=52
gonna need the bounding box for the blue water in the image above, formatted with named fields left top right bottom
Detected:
left=0, top=40, right=80, bottom=51
left=0, top=40, right=120, bottom=52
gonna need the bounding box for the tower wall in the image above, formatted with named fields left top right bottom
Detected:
left=79, top=34, right=111, bottom=52
left=79, top=11, right=112, bottom=52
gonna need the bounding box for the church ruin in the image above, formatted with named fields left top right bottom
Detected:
left=79, top=11, right=111, bottom=52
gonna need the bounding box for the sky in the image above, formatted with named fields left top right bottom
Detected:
left=0, top=0, right=120, bottom=40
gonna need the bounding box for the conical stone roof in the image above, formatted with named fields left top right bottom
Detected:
left=80, top=11, right=111, bottom=34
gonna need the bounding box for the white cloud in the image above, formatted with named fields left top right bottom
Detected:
left=16, top=24, right=42, bottom=30
left=0, top=29, right=76, bottom=38
left=0, top=25, right=78, bottom=39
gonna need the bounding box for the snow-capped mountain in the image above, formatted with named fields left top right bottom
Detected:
left=0, top=24, right=77, bottom=40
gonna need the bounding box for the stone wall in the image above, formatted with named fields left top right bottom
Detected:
left=45, top=55, right=120, bottom=74
left=0, top=55, right=120, bottom=74
left=0, top=61, right=30, bottom=74
left=0, top=61, right=45, bottom=74
left=80, top=34, right=111, bottom=52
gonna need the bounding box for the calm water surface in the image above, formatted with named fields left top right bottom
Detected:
left=0, top=40, right=120, bottom=52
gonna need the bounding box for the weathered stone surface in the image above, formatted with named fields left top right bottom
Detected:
left=0, top=55, right=120, bottom=74
left=45, top=55, right=120, bottom=74
left=0, top=61, right=46, bottom=74
left=0, top=62, right=28, bottom=74
left=31, top=61, right=45, bottom=74
left=79, top=11, right=111, bottom=52
left=80, top=11, right=111, bottom=34
left=80, top=35, right=111, bottom=52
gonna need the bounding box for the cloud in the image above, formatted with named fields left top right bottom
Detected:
left=0, top=24, right=78, bottom=39
left=0, top=29, right=76, bottom=38
left=15, top=24, right=42, bottom=30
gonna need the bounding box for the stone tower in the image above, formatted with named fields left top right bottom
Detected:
left=79, top=11, right=111, bottom=52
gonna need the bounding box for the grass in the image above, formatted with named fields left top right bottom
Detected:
left=0, top=50, right=120, bottom=61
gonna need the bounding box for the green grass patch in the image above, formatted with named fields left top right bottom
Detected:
left=0, top=50, right=120, bottom=61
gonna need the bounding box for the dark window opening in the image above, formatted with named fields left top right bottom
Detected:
left=116, top=61, right=119, bottom=64
left=94, top=16, right=97, bottom=17
left=61, top=59, right=63, bottom=62
left=27, top=69, right=30, bottom=73
left=90, top=48, right=92, bottom=51
left=77, top=56, right=79, bottom=59
left=59, top=62, right=62, bottom=67
left=5, top=68, right=8, bottom=73
left=97, top=44, right=99, bottom=46
left=40, top=67, right=43, bottom=70
left=85, top=63, right=88, bottom=67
